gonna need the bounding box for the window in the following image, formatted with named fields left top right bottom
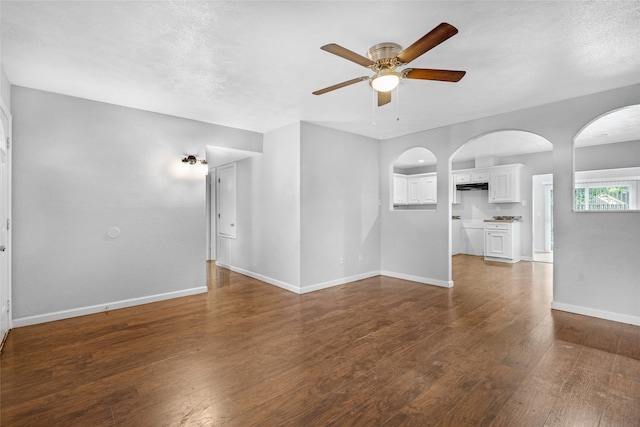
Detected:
left=574, top=180, right=635, bottom=211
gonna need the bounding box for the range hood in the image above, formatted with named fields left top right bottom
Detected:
left=456, top=182, right=489, bottom=191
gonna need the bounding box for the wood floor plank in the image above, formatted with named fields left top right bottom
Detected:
left=2, top=256, right=639, bottom=426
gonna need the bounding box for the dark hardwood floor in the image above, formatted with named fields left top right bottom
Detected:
left=1, top=255, right=639, bottom=426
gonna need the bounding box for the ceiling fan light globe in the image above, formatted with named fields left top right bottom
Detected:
left=371, top=72, right=400, bottom=92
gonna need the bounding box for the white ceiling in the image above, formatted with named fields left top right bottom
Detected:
left=2, top=1, right=639, bottom=142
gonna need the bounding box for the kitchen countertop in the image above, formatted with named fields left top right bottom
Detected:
left=484, top=219, right=521, bottom=223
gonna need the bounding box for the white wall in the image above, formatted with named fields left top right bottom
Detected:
left=11, top=86, right=260, bottom=325
left=299, top=123, right=380, bottom=290
left=381, top=136, right=452, bottom=287
left=230, top=122, right=301, bottom=290
left=1, top=67, right=10, bottom=109
left=575, top=140, right=640, bottom=172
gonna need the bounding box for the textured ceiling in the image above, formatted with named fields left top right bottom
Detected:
left=2, top=1, right=640, bottom=141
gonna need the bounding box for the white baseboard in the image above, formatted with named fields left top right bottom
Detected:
left=12, top=286, right=209, bottom=328
left=551, top=301, right=640, bottom=326
left=225, top=264, right=454, bottom=295
left=521, top=256, right=533, bottom=262
left=300, top=271, right=381, bottom=294
left=380, top=270, right=454, bottom=288
left=230, top=266, right=302, bottom=294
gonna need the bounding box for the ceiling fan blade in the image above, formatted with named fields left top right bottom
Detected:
left=396, top=23, right=459, bottom=64
left=403, top=68, right=466, bottom=82
left=378, top=90, right=392, bottom=106
left=321, top=43, right=374, bottom=67
left=312, top=76, right=369, bottom=95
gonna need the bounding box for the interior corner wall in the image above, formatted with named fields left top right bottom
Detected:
left=11, top=86, right=260, bottom=325
left=231, top=122, right=301, bottom=290
left=299, top=123, right=381, bottom=291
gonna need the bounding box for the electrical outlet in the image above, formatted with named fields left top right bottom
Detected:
left=339, top=257, right=344, bottom=265
left=358, top=253, right=363, bottom=262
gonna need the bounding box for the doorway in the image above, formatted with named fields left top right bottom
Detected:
left=532, top=174, right=553, bottom=263
left=0, top=101, right=11, bottom=346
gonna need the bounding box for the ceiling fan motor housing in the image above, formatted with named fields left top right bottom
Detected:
left=368, top=43, right=402, bottom=63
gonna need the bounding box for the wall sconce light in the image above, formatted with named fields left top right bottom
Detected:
left=181, top=155, right=207, bottom=165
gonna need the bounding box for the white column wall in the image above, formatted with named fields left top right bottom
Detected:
left=231, top=122, right=301, bottom=290
left=299, top=123, right=381, bottom=291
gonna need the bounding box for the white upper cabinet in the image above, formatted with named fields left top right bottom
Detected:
left=489, top=165, right=522, bottom=203
left=454, top=172, right=470, bottom=183
left=395, top=173, right=437, bottom=205
left=408, top=174, right=437, bottom=204
left=471, top=169, right=489, bottom=183
left=393, top=174, right=408, bottom=204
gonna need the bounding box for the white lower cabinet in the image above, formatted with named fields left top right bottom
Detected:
left=484, top=221, right=521, bottom=263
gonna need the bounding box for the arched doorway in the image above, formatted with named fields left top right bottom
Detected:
left=449, top=130, right=553, bottom=262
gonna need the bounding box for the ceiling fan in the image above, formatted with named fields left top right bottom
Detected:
left=312, top=23, right=466, bottom=106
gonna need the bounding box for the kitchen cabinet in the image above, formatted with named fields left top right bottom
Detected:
left=407, top=174, right=437, bottom=204
left=484, top=221, right=521, bottom=262
left=393, top=174, right=408, bottom=204
left=453, top=172, right=471, bottom=184
left=451, top=179, right=462, bottom=204
left=489, top=165, right=522, bottom=203
left=394, top=173, right=436, bottom=206
left=471, top=169, right=489, bottom=183
left=453, top=169, right=489, bottom=184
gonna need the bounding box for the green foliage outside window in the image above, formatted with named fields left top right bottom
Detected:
left=574, top=185, right=630, bottom=211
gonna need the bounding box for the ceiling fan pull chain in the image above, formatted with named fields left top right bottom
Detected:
left=396, top=85, right=401, bottom=122
left=372, top=88, right=376, bottom=126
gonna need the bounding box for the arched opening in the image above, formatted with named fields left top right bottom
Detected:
left=573, top=105, right=640, bottom=212
left=391, top=147, right=437, bottom=210
left=449, top=130, right=553, bottom=263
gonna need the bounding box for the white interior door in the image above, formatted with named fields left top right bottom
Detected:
left=217, top=163, right=236, bottom=239
left=209, top=171, right=216, bottom=260
left=0, top=103, right=11, bottom=345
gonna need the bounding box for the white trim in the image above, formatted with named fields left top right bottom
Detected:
left=483, top=256, right=520, bottom=264
left=551, top=301, right=640, bottom=327
left=229, top=266, right=301, bottom=294
left=300, top=271, right=381, bottom=294
left=521, top=256, right=533, bottom=262
left=380, top=270, right=454, bottom=288
left=12, top=286, right=208, bottom=328
left=224, top=265, right=455, bottom=294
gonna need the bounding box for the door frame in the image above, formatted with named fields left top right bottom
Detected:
left=206, top=169, right=216, bottom=261
left=0, top=97, right=12, bottom=349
